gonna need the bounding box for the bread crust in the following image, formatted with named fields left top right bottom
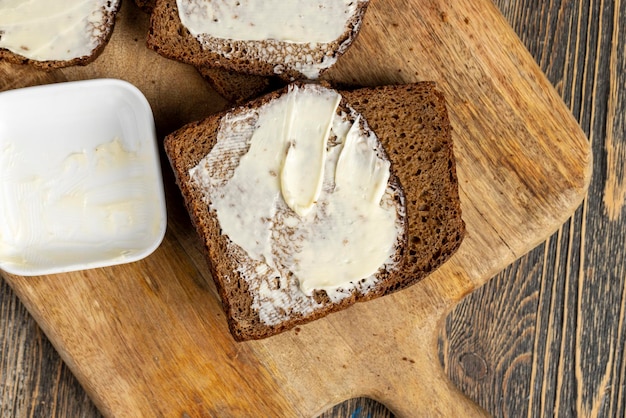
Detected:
left=165, top=82, right=465, bottom=341
left=147, top=0, right=370, bottom=81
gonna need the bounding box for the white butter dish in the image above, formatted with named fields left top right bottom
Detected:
left=0, top=79, right=167, bottom=276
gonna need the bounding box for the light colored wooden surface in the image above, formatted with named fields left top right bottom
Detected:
left=1, top=0, right=591, bottom=416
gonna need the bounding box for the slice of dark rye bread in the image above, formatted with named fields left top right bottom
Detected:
left=0, top=1, right=121, bottom=70
left=165, top=82, right=465, bottom=341
left=146, top=0, right=370, bottom=81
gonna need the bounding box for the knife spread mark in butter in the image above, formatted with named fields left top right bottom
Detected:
left=280, top=89, right=340, bottom=216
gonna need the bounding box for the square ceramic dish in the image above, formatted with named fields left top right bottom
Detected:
left=0, top=79, right=167, bottom=276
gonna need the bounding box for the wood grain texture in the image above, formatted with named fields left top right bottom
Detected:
left=0, top=279, right=100, bottom=418
left=0, top=0, right=592, bottom=416
left=440, top=0, right=626, bottom=417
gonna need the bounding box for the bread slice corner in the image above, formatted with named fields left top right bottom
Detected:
left=196, top=66, right=285, bottom=104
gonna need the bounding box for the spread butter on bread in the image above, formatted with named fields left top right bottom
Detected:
left=0, top=0, right=121, bottom=70
left=147, top=0, right=370, bottom=80
left=165, top=82, right=465, bottom=341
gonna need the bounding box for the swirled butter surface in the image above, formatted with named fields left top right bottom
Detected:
left=0, top=137, right=163, bottom=271
left=0, top=0, right=119, bottom=61
left=176, top=0, right=360, bottom=43
left=190, top=84, right=404, bottom=324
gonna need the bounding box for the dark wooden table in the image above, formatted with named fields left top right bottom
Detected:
left=1, top=0, right=624, bottom=416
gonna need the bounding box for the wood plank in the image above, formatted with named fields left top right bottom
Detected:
left=440, top=0, right=626, bottom=416
left=1, top=0, right=591, bottom=416
left=0, top=278, right=101, bottom=417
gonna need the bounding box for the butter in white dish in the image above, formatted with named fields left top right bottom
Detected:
left=0, top=79, right=166, bottom=276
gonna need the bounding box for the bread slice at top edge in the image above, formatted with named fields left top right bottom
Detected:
left=134, top=1, right=277, bottom=104
left=147, top=0, right=370, bottom=81
left=0, top=1, right=121, bottom=70
left=165, top=82, right=465, bottom=341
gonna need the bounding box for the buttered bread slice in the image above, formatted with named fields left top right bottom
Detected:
left=165, top=82, right=465, bottom=341
left=147, top=0, right=370, bottom=80
left=0, top=0, right=121, bottom=70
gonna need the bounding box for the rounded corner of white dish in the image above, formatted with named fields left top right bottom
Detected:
left=0, top=78, right=168, bottom=277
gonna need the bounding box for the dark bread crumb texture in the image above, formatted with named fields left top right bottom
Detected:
left=343, top=83, right=466, bottom=293
left=147, top=0, right=369, bottom=80
left=134, top=0, right=156, bottom=13
left=0, top=1, right=121, bottom=70
left=165, top=82, right=465, bottom=341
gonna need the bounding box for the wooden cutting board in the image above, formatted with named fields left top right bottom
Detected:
left=1, top=0, right=591, bottom=416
